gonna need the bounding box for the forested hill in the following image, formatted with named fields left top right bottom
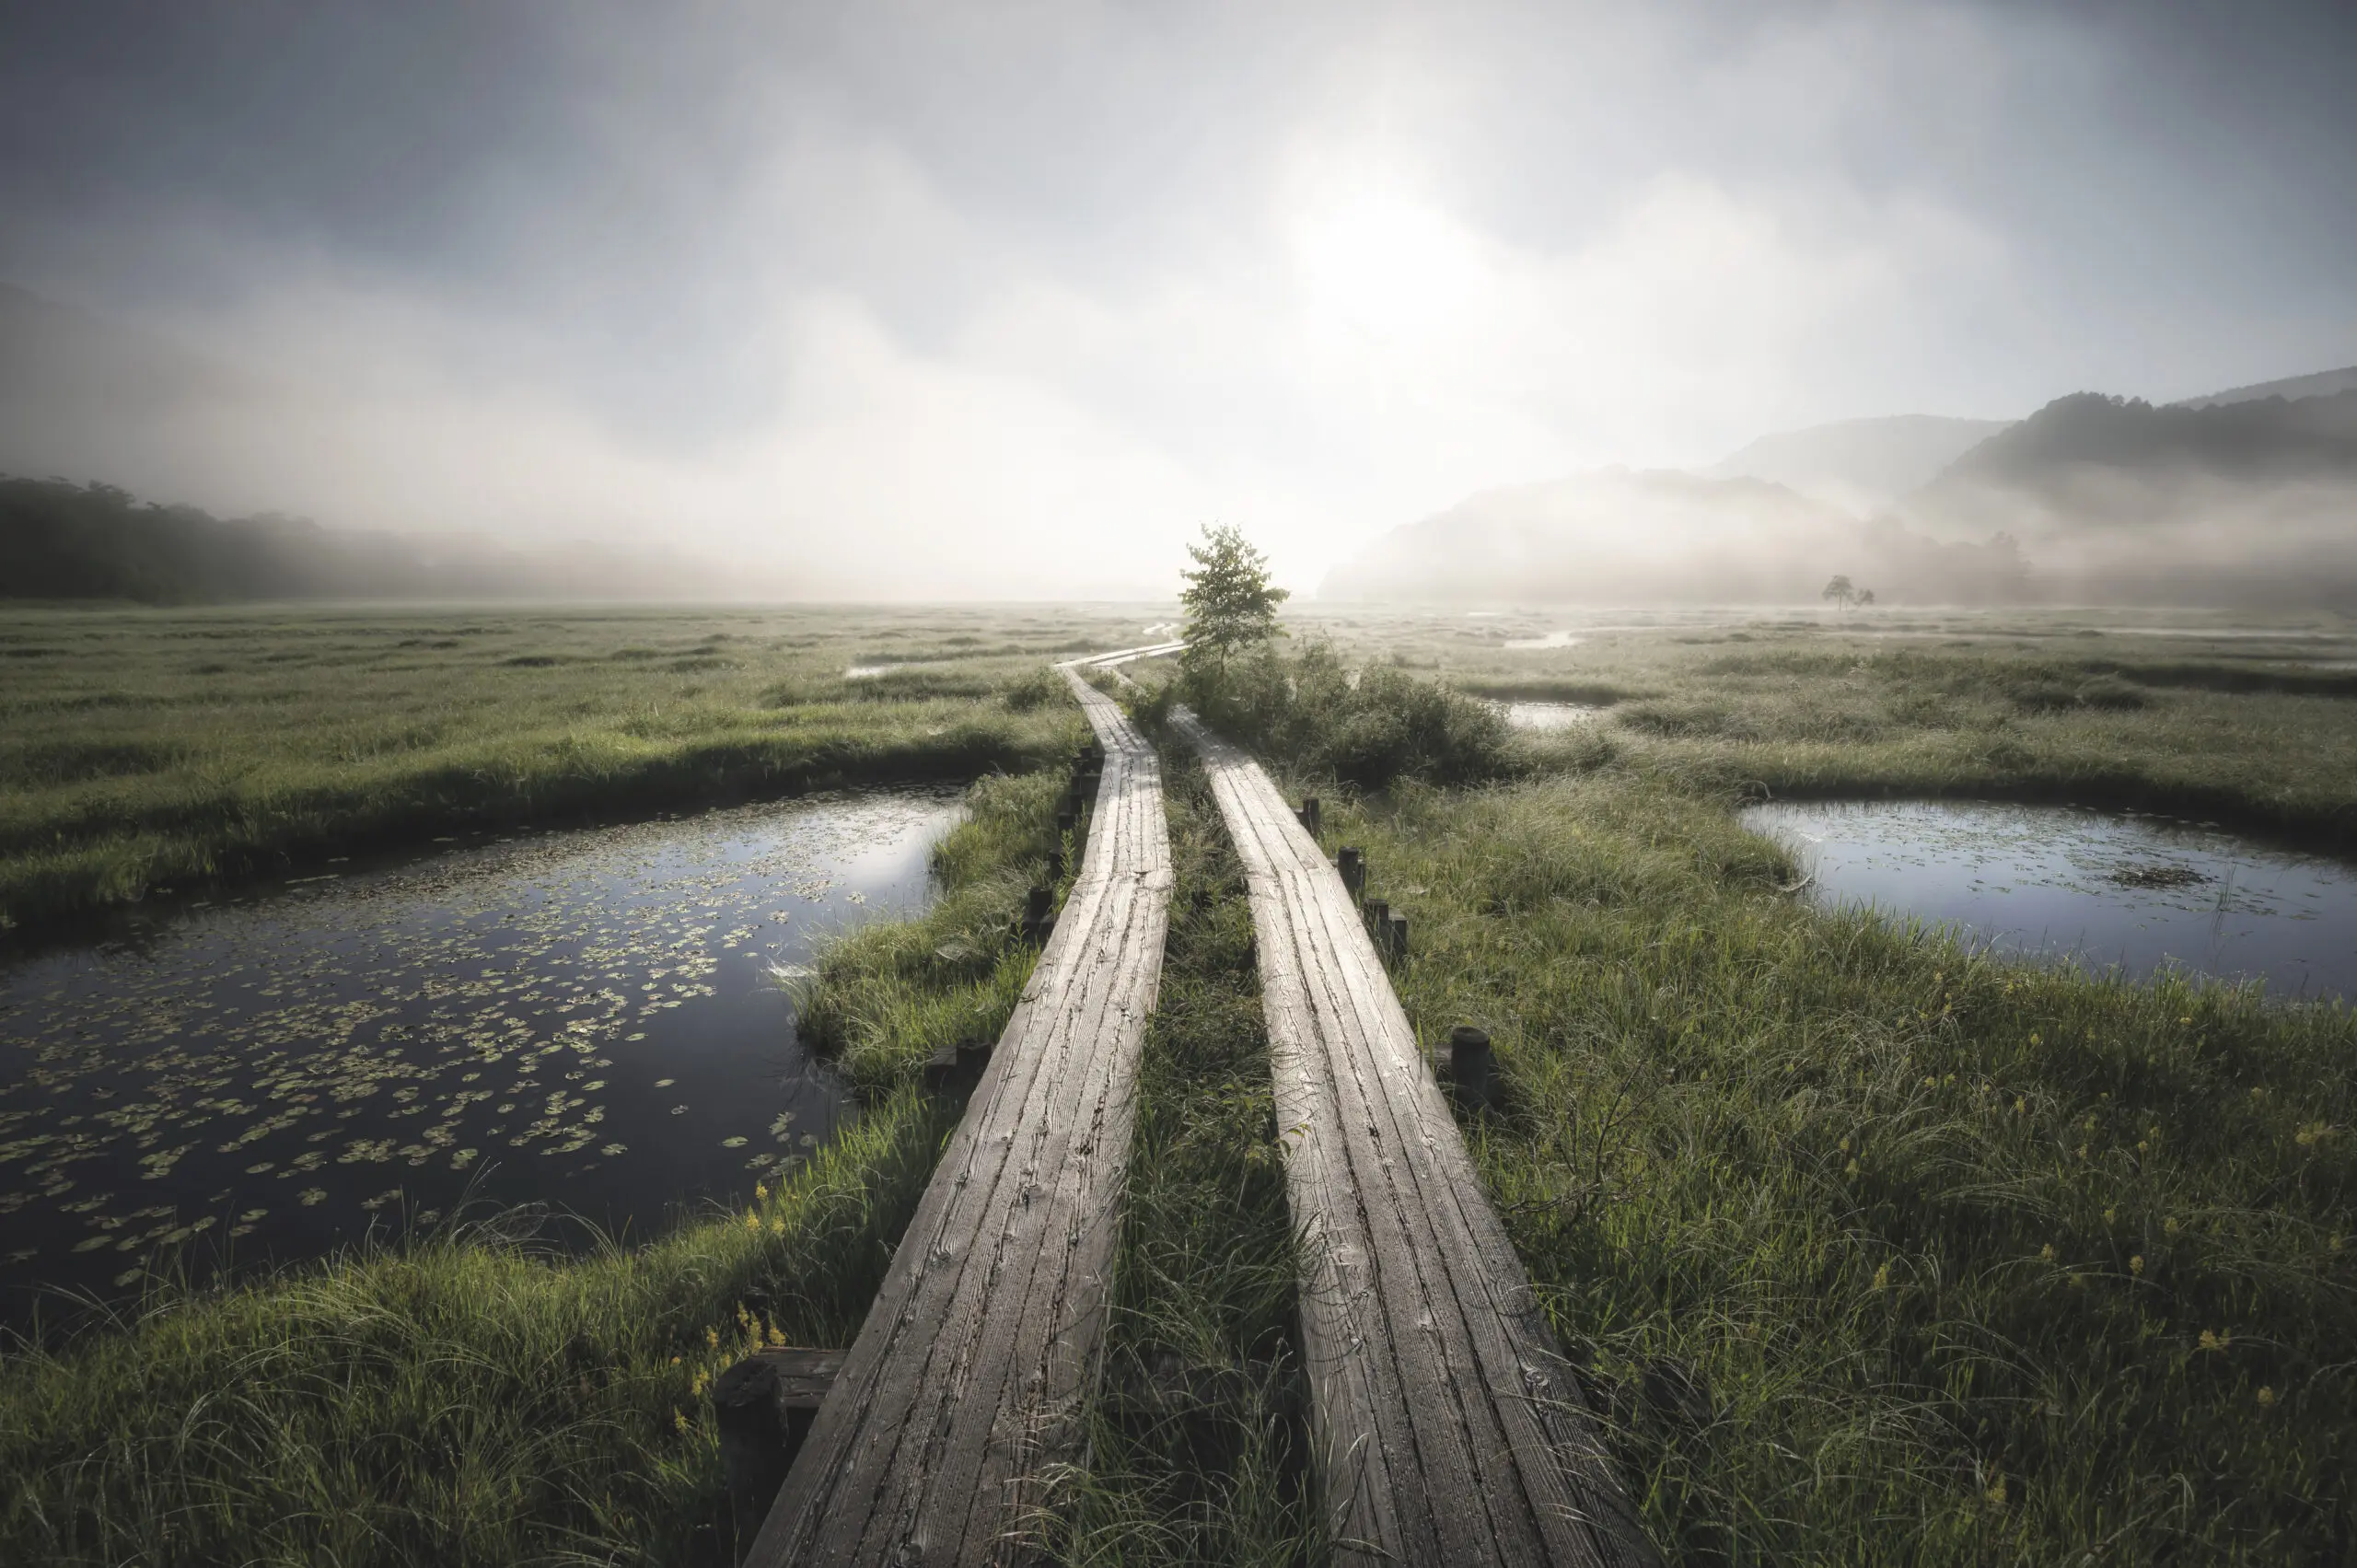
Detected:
left=1932, top=389, right=2357, bottom=489
left=0, top=477, right=730, bottom=603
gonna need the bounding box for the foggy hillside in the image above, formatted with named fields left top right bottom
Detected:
left=1900, top=389, right=2357, bottom=605
left=2173, top=366, right=2357, bottom=410
left=0, top=285, right=267, bottom=492
left=0, top=478, right=750, bottom=604
left=1707, top=414, right=2012, bottom=513
left=1318, top=469, right=2026, bottom=605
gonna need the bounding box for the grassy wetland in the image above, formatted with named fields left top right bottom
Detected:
left=0, top=603, right=1142, bottom=937
left=1131, top=604, right=2357, bottom=1562
left=6, top=598, right=2357, bottom=1564
left=0, top=602, right=1094, bottom=1563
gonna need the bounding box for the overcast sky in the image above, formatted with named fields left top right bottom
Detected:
left=3, top=0, right=2352, bottom=596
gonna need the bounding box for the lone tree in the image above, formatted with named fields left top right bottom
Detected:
left=1822, top=575, right=1875, bottom=612
left=1178, top=524, right=1288, bottom=679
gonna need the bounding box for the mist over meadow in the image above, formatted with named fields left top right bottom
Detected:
left=3, top=1, right=2354, bottom=605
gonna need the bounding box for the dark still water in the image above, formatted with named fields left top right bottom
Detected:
left=1745, top=800, right=2357, bottom=1004
left=0, top=790, right=958, bottom=1325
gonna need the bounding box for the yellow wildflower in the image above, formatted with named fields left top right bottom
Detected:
left=1845, top=1158, right=1861, bottom=1178
left=2014, top=1097, right=2027, bottom=1115
left=2198, top=1330, right=2227, bottom=1353
left=770, top=1215, right=785, bottom=1235
left=1839, top=1137, right=1852, bottom=1154
left=755, top=1181, right=769, bottom=1201
left=2103, top=1207, right=2117, bottom=1224
left=705, top=1327, right=720, bottom=1350
left=675, top=1410, right=690, bottom=1434
left=2130, top=1254, right=2145, bottom=1276
left=2257, top=1386, right=2277, bottom=1408
left=1873, top=1261, right=1891, bottom=1292
left=1985, top=1477, right=2008, bottom=1506
left=2029, top=1032, right=2042, bottom=1046
left=2039, top=1244, right=2055, bottom=1262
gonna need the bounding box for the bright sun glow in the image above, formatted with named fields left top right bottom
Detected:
left=1290, top=185, right=1492, bottom=343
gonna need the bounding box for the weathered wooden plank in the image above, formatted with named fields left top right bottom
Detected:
left=748, top=669, right=1172, bottom=1567
left=1173, top=711, right=1652, bottom=1568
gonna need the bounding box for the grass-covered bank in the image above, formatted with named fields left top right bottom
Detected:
left=0, top=764, right=1067, bottom=1566
left=1281, top=607, right=2357, bottom=853
left=1573, top=645, right=2357, bottom=854
left=1049, top=748, right=1318, bottom=1566
left=1325, top=768, right=2356, bottom=1563
left=0, top=604, right=1143, bottom=935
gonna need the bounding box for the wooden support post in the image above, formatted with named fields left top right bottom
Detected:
left=714, top=1349, right=842, bottom=1563
left=1444, top=1025, right=1494, bottom=1110
left=922, top=1038, right=993, bottom=1095
left=1055, top=807, right=1077, bottom=837
left=1387, top=911, right=1408, bottom=963
left=1363, top=897, right=1389, bottom=936
left=1302, top=796, right=1321, bottom=837
left=1020, top=886, right=1056, bottom=944
left=1336, top=846, right=1364, bottom=900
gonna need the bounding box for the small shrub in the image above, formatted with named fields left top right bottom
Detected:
left=1000, top=666, right=1062, bottom=712
left=1185, top=640, right=1513, bottom=789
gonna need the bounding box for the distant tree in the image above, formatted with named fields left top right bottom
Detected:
left=1179, top=524, right=1288, bottom=679
left=1822, top=574, right=1874, bottom=612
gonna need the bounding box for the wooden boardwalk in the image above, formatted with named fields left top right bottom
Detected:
left=1174, top=712, right=1650, bottom=1568
left=748, top=668, right=1172, bottom=1567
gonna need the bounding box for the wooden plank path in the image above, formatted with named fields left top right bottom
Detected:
left=1171, top=710, right=1651, bottom=1568
left=748, top=666, right=1172, bottom=1566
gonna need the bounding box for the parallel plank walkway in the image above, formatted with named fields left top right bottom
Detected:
left=1173, top=710, right=1651, bottom=1567
left=749, top=668, right=1172, bottom=1566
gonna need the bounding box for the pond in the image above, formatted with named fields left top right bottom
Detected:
left=0, top=789, right=959, bottom=1327
left=1744, top=800, right=2357, bottom=1004
left=1499, top=702, right=1597, bottom=730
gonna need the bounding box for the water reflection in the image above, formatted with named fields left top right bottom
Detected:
left=1502, top=702, right=1596, bottom=730
left=0, top=790, right=958, bottom=1323
left=1745, top=800, right=2357, bottom=1003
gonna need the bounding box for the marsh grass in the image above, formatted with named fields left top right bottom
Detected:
left=0, top=757, right=1074, bottom=1566
left=1269, top=610, right=2357, bottom=848
left=1151, top=639, right=1513, bottom=789
left=0, top=604, right=1144, bottom=935
left=1045, top=749, right=1319, bottom=1566
left=1324, top=768, right=2356, bottom=1563
left=792, top=768, right=1070, bottom=1091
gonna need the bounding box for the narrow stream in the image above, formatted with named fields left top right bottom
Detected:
left=0, top=789, right=958, bottom=1326
left=1746, top=800, right=2357, bottom=1003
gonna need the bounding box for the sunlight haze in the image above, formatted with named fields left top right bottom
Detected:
left=3, top=0, right=2352, bottom=597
